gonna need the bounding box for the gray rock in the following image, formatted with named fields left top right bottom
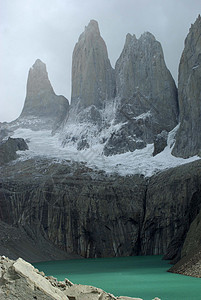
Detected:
left=168, top=210, right=201, bottom=278
left=0, top=137, right=28, bottom=165
left=1, top=157, right=201, bottom=261
left=103, top=121, right=146, bottom=156
left=0, top=256, right=144, bottom=299
left=77, top=138, right=90, bottom=150
left=141, top=160, right=201, bottom=261
left=181, top=209, right=201, bottom=258
left=0, top=158, right=147, bottom=258
left=172, top=15, right=201, bottom=158
left=0, top=220, right=80, bottom=263
left=115, top=32, right=178, bottom=132
left=153, top=130, right=168, bottom=156
left=19, top=59, right=69, bottom=128
left=102, top=31, right=178, bottom=155
left=71, top=20, right=116, bottom=109
left=0, top=125, right=12, bottom=142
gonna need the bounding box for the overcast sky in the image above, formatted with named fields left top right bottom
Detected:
left=0, top=0, right=200, bottom=122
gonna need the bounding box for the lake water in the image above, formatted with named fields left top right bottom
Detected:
left=34, top=255, right=201, bottom=300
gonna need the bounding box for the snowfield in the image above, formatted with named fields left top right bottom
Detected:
left=12, top=125, right=200, bottom=177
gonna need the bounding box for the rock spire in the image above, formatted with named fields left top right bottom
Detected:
left=103, top=31, right=179, bottom=155
left=115, top=31, right=179, bottom=131
left=20, top=59, right=69, bottom=125
left=71, top=20, right=116, bottom=109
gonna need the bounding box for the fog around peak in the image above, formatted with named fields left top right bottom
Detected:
left=0, top=0, right=200, bottom=122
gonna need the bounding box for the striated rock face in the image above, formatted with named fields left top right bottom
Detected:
left=172, top=15, right=201, bottom=158
left=20, top=59, right=69, bottom=128
left=0, top=159, right=146, bottom=259
left=71, top=20, right=116, bottom=109
left=63, top=22, right=179, bottom=156
left=1, top=157, right=201, bottom=261
left=103, top=32, right=178, bottom=155
left=141, top=160, right=201, bottom=261
left=115, top=32, right=178, bottom=131
left=181, top=209, right=201, bottom=258
left=168, top=247, right=201, bottom=278
left=168, top=210, right=201, bottom=278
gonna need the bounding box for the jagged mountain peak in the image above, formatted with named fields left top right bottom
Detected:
left=79, top=19, right=101, bottom=42
left=125, top=33, right=137, bottom=45
left=190, top=14, right=201, bottom=29
left=139, top=31, right=156, bottom=42
left=18, top=59, right=69, bottom=129
left=32, top=58, right=45, bottom=67
left=27, top=59, right=54, bottom=97
left=71, top=20, right=115, bottom=109
left=85, top=19, right=100, bottom=34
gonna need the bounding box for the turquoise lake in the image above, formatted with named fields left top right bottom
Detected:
left=34, top=255, right=201, bottom=300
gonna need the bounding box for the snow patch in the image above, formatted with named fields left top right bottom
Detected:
left=12, top=125, right=200, bottom=177
left=192, top=65, right=199, bottom=69
left=135, top=111, right=151, bottom=120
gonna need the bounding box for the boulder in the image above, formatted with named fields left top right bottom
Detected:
left=0, top=256, right=145, bottom=299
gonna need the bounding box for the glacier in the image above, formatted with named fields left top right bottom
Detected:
left=12, top=124, right=199, bottom=177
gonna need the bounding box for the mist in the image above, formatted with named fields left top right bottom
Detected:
left=0, top=0, right=200, bottom=122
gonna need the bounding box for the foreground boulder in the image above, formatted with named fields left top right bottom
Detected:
left=0, top=256, right=144, bottom=300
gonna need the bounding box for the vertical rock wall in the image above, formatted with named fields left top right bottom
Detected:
left=20, top=59, right=69, bottom=125
left=172, top=15, right=201, bottom=158
left=71, top=20, right=116, bottom=109
left=1, top=159, right=201, bottom=260
left=115, top=32, right=178, bottom=132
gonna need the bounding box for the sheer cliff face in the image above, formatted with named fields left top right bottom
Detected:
left=103, top=32, right=179, bottom=155
left=172, top=15, right=201, bottom=158
left=115, top=32, right=178, bottom=131
left=71, top=20, right=116, bottom=109
left=20, top=59, right=69, bottom=124
left=1, top=159, right=201, bottom=260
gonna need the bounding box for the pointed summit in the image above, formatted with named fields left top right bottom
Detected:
left=25, top=59, right=54, bottom=100
left=84, top=19, right=100, bottom=35
left=115, top=31, right=178, bottom=131
left=71, top=20, right=116, bottom=109
left=20, top=59, right=69, bottom=127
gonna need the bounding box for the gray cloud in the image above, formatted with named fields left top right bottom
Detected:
left=0, top=0, right=200, bottom=122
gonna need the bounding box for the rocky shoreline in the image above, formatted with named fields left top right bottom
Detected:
left=168, top=248, right=201, bottom=278
left=0, top=255, right=161, bottom=300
